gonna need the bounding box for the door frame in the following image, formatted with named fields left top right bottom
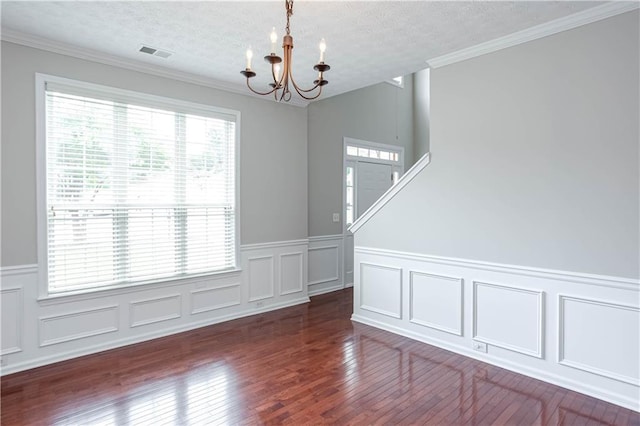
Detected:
left=342, top=137, right=404, bottom=286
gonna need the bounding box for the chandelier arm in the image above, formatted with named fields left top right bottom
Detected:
left=245, top=78, right=278, bottom=96
left=284, top=46, right=322, bottom=97
left=293, top=85, right=323, bottom=100
left=292, top=79, right=322, bottom=93
left=288, top=70, right=322, bottom=98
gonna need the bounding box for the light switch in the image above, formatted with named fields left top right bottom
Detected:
left=332, top=213, right=340, bottom=223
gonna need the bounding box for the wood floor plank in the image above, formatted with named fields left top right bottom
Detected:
left=2, top=288, right=638, bottom=425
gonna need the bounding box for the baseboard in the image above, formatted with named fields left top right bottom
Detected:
left=2, top=296, right=309, bottom=376
left=308, top=284, right=344, bottom=297
left=351, top=314, right=639, bottom=412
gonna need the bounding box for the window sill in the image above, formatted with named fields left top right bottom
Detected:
left=37, top=268, right=242, bottom=306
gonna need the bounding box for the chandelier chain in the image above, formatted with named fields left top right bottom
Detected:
left=285, top=0, right=293, bottom=36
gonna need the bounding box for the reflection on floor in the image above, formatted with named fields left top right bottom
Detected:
left=2, top=289, right=639, bottom=425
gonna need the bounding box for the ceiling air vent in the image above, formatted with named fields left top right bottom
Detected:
left=138, top=45, right=173, bottom=59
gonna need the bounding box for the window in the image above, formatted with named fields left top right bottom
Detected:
left=345, top=166, right=354, bottom=226
left=38, top=75, right=239, bottom=294
left=345, top=144, right=400, bottom=162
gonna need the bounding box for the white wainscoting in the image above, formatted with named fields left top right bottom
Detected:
left=410, top=271, right=463, bottom=336
left=360, top=262, right=402, bottom=318
left=344, top=234, right=354, bottom=287
left=280, top=252, right=304, bottom=296
left=0, top=239, right=308, bottom=375
left=190, top=283, right=241, bottom=315
left=40, top=305, right=119, bottom=347
left=473, top=281, right=544, bottom=358
left=1, top=287, right=23, bottom=355
left=129, top=294, right=182, bottom=328
left=308, top=235, right=343, bottom=296
left=558, top=295, right=640, bottom=386
left=352, top=246, right=640, bottom=411
left=246, top=256, right=275, bottom=302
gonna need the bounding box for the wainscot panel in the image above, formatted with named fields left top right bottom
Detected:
left=409, top=271, right=463, bottom=336
left=473, top=281, right=543, bottom=358
left=308, top=235, right=344, bottom=296
left=190, top=283, right=241, bottom=315
left=558, top=295, right=639, bottom=386
left=1, top=287, right=23, bottom=354
left=352, top=246, right=640, bottom=411
left=129, top=294, right=182, bottom=328
left=280, top=252, right=304, bottom=296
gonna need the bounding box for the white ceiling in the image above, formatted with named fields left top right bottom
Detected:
left=1, top=1, right=607, bottom=101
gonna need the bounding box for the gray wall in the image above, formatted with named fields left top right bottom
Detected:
left=356, top=11, right=639, bottom=279
left=307, top=76, right=415, bottom=237
left=413, top=68, right=430, bottom=159
left=1, top=41, right=308, bottom=267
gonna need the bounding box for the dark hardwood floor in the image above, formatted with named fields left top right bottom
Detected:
left=2, top=288, right=638, bottom=425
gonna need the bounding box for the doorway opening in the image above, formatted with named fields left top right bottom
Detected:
left=342, top=137, right=404, bottom=285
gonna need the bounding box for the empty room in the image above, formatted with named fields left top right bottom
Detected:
left=1, top=1, right=639, bottom=424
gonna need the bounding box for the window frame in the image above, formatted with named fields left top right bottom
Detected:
left=35, top=73, right=242, bottom=300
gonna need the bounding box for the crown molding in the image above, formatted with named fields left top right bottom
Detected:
left=0, top=29, right=310, bottom=108
left=427, top=2, right=639, bottom=69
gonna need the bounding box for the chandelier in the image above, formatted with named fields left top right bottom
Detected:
left=240, top=0, right=330, bottom=102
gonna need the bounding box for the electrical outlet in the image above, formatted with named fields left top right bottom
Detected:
left=0, top=357, right=6, bottom=367
left=332, top=213, right=340, bottom=223
left=256, top=301, right=264, bottom=308
left=472, top=341, right=488, bottom=353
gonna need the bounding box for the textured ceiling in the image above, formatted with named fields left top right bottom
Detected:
left=1, top=1, right=604, bottom=101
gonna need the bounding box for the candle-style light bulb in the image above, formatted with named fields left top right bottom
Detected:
left=246, top=47, right=253, bottom=69
left=318, top=38, right=327, bottom=63
left=274, top=64, right=281, bottom=82
left=270, top=27, right=278, bottom=53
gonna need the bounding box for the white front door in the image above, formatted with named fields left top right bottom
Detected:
left=357, top=161, right=393, bottom=217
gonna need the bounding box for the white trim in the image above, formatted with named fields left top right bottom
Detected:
left=247, top=255, right=275, bottom=302
left=350, top=313, right=640, bottom=412
left=385, top=76, right=405, bottom=89
left=409, top=271, right=463, bottom=336
left=189, top=283, right=241, bottom=315
left=344, top=137, right=404, bottom=165
left=308, top=234, right=343, bottom=243
left=349, top=152, right=430, bottom=233
left=37, top=268, right=242, bottom=306
left=308, top=283, right=345, bottom=297
left=0, top=264, right=38, bottom=277
left=472, top=281, right=544, bottom=359
left=129, top=294, right=182, bottom=328
left=427, top=2, right=639, bottom=69
left=3, top=296, right=309, bottom=376
left=279, top=252, right=305, bottom=296
left=557, top=295, right=640, bottom=386
left=39, top=305, right=119, bottom=347
left=0, top=288, right=23, bottom=355
left=307, top=245, right=340, bottom=286
left=355, top=246, right=639, bottom=291
left=240, top=238, right=308, bottom=251
left=359, top=262, right=403, bottom=319
left=2, top=30, right=309, bottom=108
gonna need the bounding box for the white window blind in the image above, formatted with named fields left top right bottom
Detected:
left=44, top=81, right=238, bottom=293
